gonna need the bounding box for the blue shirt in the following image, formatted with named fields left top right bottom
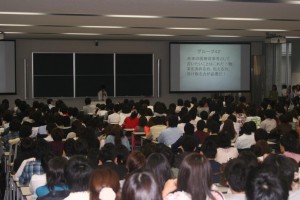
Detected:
left=158, top=127, right=183, bottom=146
left=105, top=135, right=130, bottom=150
left=36, top=184, right=69, bottom=197
left=19, top=160, right=44, bottom=186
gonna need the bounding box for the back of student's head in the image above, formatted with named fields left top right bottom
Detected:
left=74, top=138, right=89, bottom=156
left=19, top=124, right=32, bottom=138
left=188, top=108, right=197, bottom=120
left=184, top=122, right=194, bottom=135
left=63, top=138, right=75, bottom=158
left=218, top=132, right=231, bottom=148
left=243, top=121, right=256, bottom=135
left=46, top=156, right=68, bottom=190
left=115, top=144, right=129, bottom=165
left=196, top=120, right=206, bottom=131
left=280, top=130, right=300, bottom=153
left=167, top=114, right=178, bottom=127
left=246, top=166, right=289, bottom=200
left=177, top=153, right=212, bottom=200
left=89, top=168, right=120, bottom=200
left=51, top=127, right=64, bottom=142
left=200, top=111, right=208, bottom=121
left=65, top=155, right=93, bottom=192
left=145, top=153, right=171, bottom=191
left=264, top=109, right=275, bottom=119
left=35, top=138, right=51, bottom=160
left=201, top=137, right=218, bottom=159
left=263, top=154, right=298, bottom=189
left=122, top=171, right=162, bottom=200
left=126, top=151, right=146, bottom=174
left=9, top=118, right=21, bottom=132
left=182, top=136, right=197, bottom=152
left=85, top=97, right=92, bottom=105
left=99, top=143, right=116, bottom=161
left=254, top=128, right=268, bottom=142
left=225, top=158, right=249, bottom=193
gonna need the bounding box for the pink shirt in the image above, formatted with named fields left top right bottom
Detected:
left=283, top=151, right=300, bottom=163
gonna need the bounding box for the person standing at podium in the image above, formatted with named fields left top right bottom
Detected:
left=98, top=85, right=108, bottom=101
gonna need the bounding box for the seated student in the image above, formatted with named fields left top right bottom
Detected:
left=280, top=130, right=300, bottom=163
left=89, top=168, right=120, bottom=200
left=82, top=97, right=96, bottom=115
left=64, top=155, right=93, bottom=200
left=99, top=143, right=128, bottom=180
left=260, top=109, right=277, bottom=134
left=105, top=125, right=130, bottom=151
left=19, top=139, right=51, bottom=186
left=219, top=119, right=238, bottom=143
left=36, top=156, right=69, bottom=197
left=122, top=111, right=139, bottom=129
left=122, top=171, right=163, bottom=200
left=246, top=165, right=289, bottom=200
left=245, top=106, right=261, bottom=128
left=158, top=115, right=183, bottom=147
left=48, top=128, right=65, bottom=156
left=126, top=151, right=146, bottom=176
left=43, top=123, right=56, bottom=142
left=235, top=121, right=256, bottom=150
left=201, top=137, right=220, bottom=184
left=145, top=153, right=172, bottom=191
left=162, top=153, right=224, bottom=200
left=224, top=158, right=251, bottom=200
left=1, top=118, right=21, bottom=149
left=189, top=108, right=201, bottom=130
left=171, top=123, right=198, bottom=153
left=262, top=154, right=300, bottom=199
left=146, top=116, right=167, bottom=141
left=96, top=104, right=108, bottom=119
left=215, top=133, right=239, bottom=164
left=108, top=104, right=121, bottom=125
left=194, top=120, right=209, bottom=145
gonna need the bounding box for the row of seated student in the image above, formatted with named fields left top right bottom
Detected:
left=3, top=140, right=300, bottom=200
left=1, top=95, right=300, bottom=198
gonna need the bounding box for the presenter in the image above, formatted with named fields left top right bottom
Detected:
left=98, top=85, right=108, bottom=101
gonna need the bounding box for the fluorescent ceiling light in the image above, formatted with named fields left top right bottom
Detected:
left=207, top=35, right=240, bottom=37
left=137, top=34, right=174, bottom=37
left=248, top=29, right=288, bottom=32
left=105, top=14, right=161, bottom=19
left=286, top=36, right=300, bottom=38
left=0, top=11, right=45, bottom=15
left=213, top=17, right=263, bottom=21
left=62, top=33, right=101, bottom=35
left=167, top=27, right=209, bottom=30
left=0, top=24, right=32, bottom=27
left=287, top=1, right=300, bottom=4
left=79, top=25, right=125, bottom=29
left=4, top=32, right=25, bottom=34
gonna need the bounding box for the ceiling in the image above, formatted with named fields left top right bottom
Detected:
left=1, top=0, right=300, bottom=42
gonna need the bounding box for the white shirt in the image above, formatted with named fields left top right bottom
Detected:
left=260, top=118, right=277, bottom=133
left=64, top=191, right=89, bottom=200
left=215, top=147, right=239, bottom=164
left=235, top=133, right=255, bottom=149
left=108, top=113, right=121, bottom=124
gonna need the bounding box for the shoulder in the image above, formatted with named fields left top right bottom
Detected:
left=165, top=191, right=191, bottom=200
left=210, top=190, right=225, bottom=200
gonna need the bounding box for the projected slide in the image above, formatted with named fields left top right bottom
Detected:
left=170, top=43, right=250, bottom=92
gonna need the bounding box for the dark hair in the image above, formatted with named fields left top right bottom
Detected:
left=63, top=139, right=75, bottom=157
left=65, top=155, right=93, bottom=192
left=200, top=111, right=209, bottom=121
left=188, top=108, right=197, bottom=120
left=182, top=136, right=197, bottom=152
left=242, top=121, right=256, bottom=135
left=225, top=158, right=248, bottom=192
left=201, top=138, right=218, bottom=158
left=177, top=98, right=183, bottom=106
left=46, top=156, right=68, bottom=191
left=89, top=168, right=120, bottom=200
left=121, top=171, right=162, bottom=200
left=167, top=115, right=178, bottom=127
left=220, top=119, right=236, bottom=140
left=19, top=124, right=32, bottom=138
left=280, top=130, right=300, bottom=153
left=246, top=166, right=289, bottom=200
left=196, top=120, right=206, bottom=131
left=177, top=153, right=213, bottom=200
left=99, top=143, right=116, bottom=162
left=254, top=128, right=268, bottom=141
left=126, top=151, right=146, bottom=174
left=263, top=154, right=298, bottom=189
left=110, top=125, right=124, bottom=146
left=184, top=123, right=194, bottom=135
left=115, top=144, right=129, bottom=165
left=46, top=123, right=57, bottom=134
left=51, top=128, right=64, bottom=141
left=74, top=138, right=89, bottom=156
left=139, top=116, right=148, bottom=127
left=85, top=98, right=92, bottom=105
left=145, top=153, right=172, bottom=191
left=264, top=109, right=275, bottom=119
left=218, top=132, right=231, bottom=148
left=9, top=118, right=21, bottom=132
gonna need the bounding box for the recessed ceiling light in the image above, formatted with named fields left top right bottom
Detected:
left=0, top=24, right=32, bottom=27
left=207, top=35, right=240, bottom=37
left=248, top=29, right=288, bottom=32
left=213, top=17, right=263, bottom=21
left=167, top=27, right=209, bottom=30
left=62, top=33, right=101, bottom=35
left=0, top=11, right=45, bottom=15
left=136, top=34, right=174, bottom=37
left=105, top=14, right=161, bottom=19
left=79, top=26, right=125, bottom=29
